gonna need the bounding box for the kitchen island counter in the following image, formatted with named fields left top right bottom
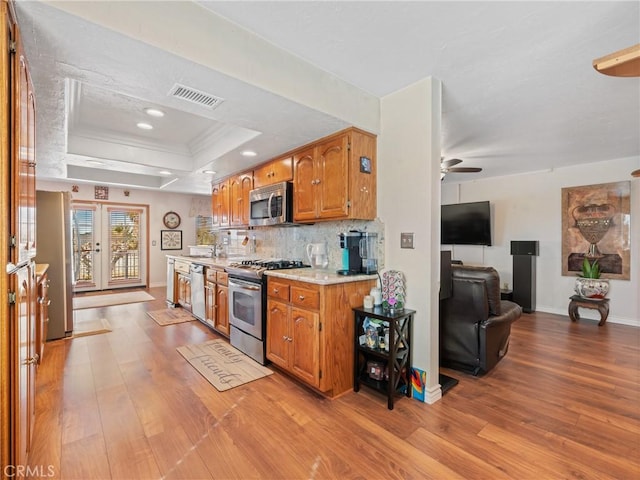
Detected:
left=265, top=268, right=377, bottom=285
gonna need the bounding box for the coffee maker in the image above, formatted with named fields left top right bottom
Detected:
left=337, top=231, right=378, bottom=275
left=338, top=231, right=362, bottom=275
left=359, top=232, right=378, bottom=274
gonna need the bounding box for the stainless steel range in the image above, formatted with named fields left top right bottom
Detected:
left=226, top=259, right=308, bottom=365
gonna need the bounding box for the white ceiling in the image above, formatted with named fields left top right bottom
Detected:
left=14, top=1, right=640, bottom=195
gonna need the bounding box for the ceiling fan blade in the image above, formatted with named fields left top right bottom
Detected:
left=447, top=167, right=483, bottom=173
left=593, top=43, right=640, bottom=77
left=632, top=169, right=640, bottom=177
left=441, top=158, right=463, bottom=168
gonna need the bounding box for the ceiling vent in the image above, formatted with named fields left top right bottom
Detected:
left=169, top=83, right=224, bottom=109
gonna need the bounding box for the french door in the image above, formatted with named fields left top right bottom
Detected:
left=72, top=203, right=148, bottom=292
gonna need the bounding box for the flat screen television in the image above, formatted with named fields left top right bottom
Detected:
left=441, top=201, right=492, bottom=246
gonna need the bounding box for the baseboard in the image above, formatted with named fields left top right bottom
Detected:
left=536, top=305, right=639, bottom=327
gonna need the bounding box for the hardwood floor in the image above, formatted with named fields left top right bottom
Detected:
left=27, top=287, right=639, bottom=479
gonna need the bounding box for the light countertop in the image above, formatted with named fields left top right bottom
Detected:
left=167, top=255, right=377, bottom=285
left=167, top=255, right=235, bottom=269
left=265, top=268, right=377, bottom=286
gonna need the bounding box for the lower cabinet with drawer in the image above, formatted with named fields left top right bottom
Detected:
left=266, top=276, right=375, bottom=398
left=204, top=267, right=229, bottom=337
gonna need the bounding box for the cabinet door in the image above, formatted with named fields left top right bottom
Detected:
left=266, top=299, right=289, bottom=369
left=13, top=264, right=37, bottom=466
left=219, top=181, right=230, bottom=227
left=230, top=172, right=253, bottom=226
left=229, top=175, right=242, bottom=226
left=204, top=280, right=216, bottom=328
left=215, top=285, right=229, bottom=336
left=290, top=307, right=320, bottom=387
left=253, top=156, right=292, bottom=188
left=14, top=46, right=30, bottom=263
left=316, top=134, right=349, bottom=219
left=293, top=147, right=317, bottom=221
left=212, top=180, right=230, bottom=227
left=211, top=183, right=221, bottom=226
left=185, top=278, right=192, bottom=309
left=178, top=273, right=191, bottom=309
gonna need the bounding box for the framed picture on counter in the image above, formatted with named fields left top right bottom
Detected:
left=161, top=230, right=182, bottom=250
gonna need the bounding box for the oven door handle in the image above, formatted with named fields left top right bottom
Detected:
left=229, top=278, right=261, bottom=291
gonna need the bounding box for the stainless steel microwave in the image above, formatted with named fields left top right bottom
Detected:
left=249, top=181, right=295, bottom=227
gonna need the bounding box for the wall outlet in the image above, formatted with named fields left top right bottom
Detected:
left=401, top=232, right=414, bottom=249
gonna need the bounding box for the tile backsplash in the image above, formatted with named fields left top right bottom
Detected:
left=219, top=219, right=385, bottom=272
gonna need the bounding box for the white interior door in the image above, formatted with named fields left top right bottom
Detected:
left=72, top=203, right=147, bottom=292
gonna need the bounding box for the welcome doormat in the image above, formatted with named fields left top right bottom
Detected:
left=73, top=291, right=155, bottom=310
left=176, top=340, right=273, bottom=391
left=147, top=308, right=196, bottom=326
left=73, top=318, right=112, bottom=338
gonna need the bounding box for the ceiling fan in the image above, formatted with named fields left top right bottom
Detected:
left=592, top=43, right=640, bottom=77
left=441, top=158, right=483, bottom=179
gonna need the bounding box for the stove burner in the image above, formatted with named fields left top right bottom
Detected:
left=227, top=259, right=309, bottom=280
left=238, top=259, right=306, bottom=270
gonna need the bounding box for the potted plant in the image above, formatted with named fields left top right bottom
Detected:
left=574, top=258, right=609, bottom=299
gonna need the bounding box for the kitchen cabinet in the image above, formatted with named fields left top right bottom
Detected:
left=266, top=276, right=375, bottom=397
left=229, top=171, right=253, bottom=226
left=216, top=280, right=229, bottom=337
left=14, top=29, right=37, bottom=263
left=2, top=4, right=39, bottom=469
left=177, top=273, right=192, bottom=311
left=35, top=265, right=50, bottom=365
left=204, top=267, right=229, bottom=337
left=211, top=179, right=230, bottom=227
left=253, top=155, right=293, bottom=188
left=175, top=260, right=192, bottom=311
left=293, top=127, right=376, bottom=222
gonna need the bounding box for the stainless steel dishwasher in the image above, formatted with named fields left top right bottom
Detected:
left=190, top=263, right=206, bottom=321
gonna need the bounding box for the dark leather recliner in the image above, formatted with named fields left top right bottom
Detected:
left=440, top=265, right=522, bottom=375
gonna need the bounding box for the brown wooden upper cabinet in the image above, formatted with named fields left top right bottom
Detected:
left=293, top=127, right=376, bottom=222
left=211, top=179, right=230, bottom=227
left=253, top=155, right=293, bottom=188
left=229, top=171, right=253, bottom=226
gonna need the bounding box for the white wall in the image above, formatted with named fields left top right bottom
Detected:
left=442, top=157, right=639, bottom=326
left=378, top=78, right=442, bottom=404
left=36, top=180, right=211, bottom=288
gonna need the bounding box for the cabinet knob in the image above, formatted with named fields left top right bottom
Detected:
left=273, top=288, right=279, bottom=294
left=282, top=335, right=287, bottom=341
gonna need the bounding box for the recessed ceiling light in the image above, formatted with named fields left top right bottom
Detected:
left=136, top=122, right=153, bottom=130
left=241, top=150, right=257, bottom=157
left=158, top=170, right=172, bottom=175
left=203, top=170, right=217, bottom=174
left=144, top=108, right=165, bottom=117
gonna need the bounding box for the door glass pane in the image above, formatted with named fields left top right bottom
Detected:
left=72, top=208, right=96, bottom=284
left=108, top=209, right=141, bottom=283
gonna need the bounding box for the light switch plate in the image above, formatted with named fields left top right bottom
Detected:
left=401, top=232, right=414, bottom=249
